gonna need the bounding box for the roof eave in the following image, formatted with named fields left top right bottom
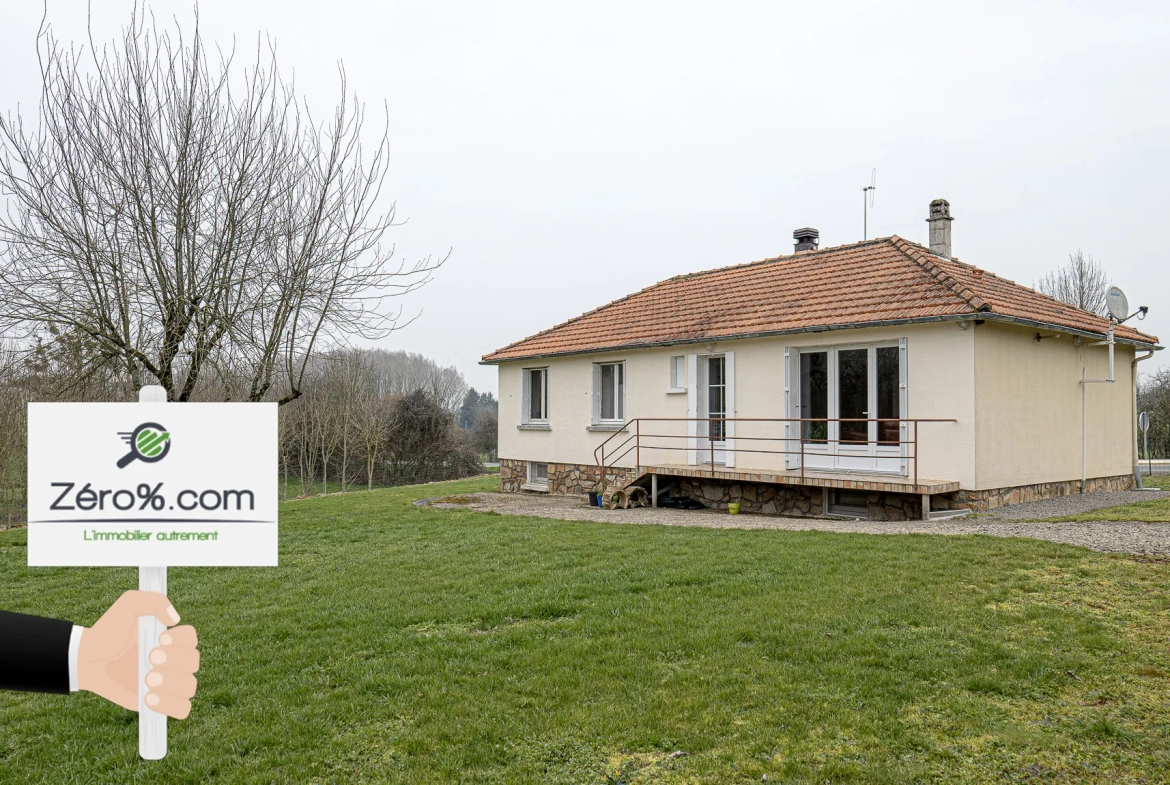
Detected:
left=479, top=312, right=1161, bottom=364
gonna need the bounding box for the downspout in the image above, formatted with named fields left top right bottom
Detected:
left=1080, top=322, right=1116, bottom=493
left=1132, top=347, right=1156, bottom=489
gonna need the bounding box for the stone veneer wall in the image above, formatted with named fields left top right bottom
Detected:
left=935, top=474, right=1134, bottom=512
left=500, top=459, right=1136, bottom=519
left=672, top=479, right=922, bottom=520
left=499, top=458, right=638, bottom=497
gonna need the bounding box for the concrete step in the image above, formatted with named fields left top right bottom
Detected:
left=928, top=508, right=971, bottom=520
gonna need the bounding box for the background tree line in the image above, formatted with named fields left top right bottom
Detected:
left=0, top=7, right=504, bottom=524
left=1138, top=368, right=1170, bottom=461
left=0, top=345, right=498, bottom=523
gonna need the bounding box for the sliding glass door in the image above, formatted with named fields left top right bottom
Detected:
left=796, top=343, right=904, bottom=473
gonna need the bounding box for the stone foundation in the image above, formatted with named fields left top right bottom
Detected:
left=671, top=479, right=923, bottom=520
left=936, top=474, right=1134, bottom=512
left=500, top=460, right=1137, bottom=519
left=499, top=458, right=637, bottom=497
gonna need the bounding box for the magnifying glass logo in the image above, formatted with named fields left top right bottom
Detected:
left=116, top=422, right=171, bottom=469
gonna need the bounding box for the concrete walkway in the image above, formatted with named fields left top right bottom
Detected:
left=429, top=491, right=1170, bottom=557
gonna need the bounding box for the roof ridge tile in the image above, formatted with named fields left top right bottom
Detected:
left=890, top=237, right=990, bottom=313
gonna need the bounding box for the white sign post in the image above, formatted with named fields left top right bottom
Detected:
left=26, top=387, right=278, bottom=760
left=1140, top=411, right=1151, bottom=480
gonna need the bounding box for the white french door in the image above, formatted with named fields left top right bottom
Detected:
left=697, top=355, right=726, bottom=465
left=790, top=342, right=906, bottom=474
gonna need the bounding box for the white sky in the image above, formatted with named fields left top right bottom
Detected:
left=2, top=1, right=1168, bottom=394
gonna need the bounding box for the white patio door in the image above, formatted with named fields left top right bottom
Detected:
left=790, top=343, right=906, bottom=474
left=697, top=355, right=726, bottom=465
left=690, top=352, right=735, bottom=467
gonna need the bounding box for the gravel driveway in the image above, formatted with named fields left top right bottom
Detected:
left=427, top=492, right=1170, bottom=556
left=980, top=489, right=1170, bottom=520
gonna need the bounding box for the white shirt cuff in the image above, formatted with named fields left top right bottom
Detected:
left=68, top=625, right=83, bottom=692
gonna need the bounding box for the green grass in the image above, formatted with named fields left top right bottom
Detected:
left=1141, top=474, right=1170, bottom=490
left=1041, top=475, right=1170, bottom=522
left=2, top=477, right=1169, bottom=783
left=284, top=471, right=498, bottom=500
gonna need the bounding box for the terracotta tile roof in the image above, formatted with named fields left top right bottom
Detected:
left=483, top=237, right=1159, bottom=362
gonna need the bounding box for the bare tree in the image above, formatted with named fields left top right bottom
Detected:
left=0, top=5, right=441, bottom=405
left=363, top=349, right=467, bottom=410
left=1138, top=368, right=1170, bottom=460
left=471, top=408, right=498, bottom=462
left=1036, top=250, right=1110, bottom=315
left=353, top=381, right=393, bottom=491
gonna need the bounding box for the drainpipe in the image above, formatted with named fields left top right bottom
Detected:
left=1132, top=348, right=1156, bottom=489
left=1080, top=321, right=1116, bottom=493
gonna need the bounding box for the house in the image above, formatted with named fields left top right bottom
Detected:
left=482, top=201, right=1161, bottom=520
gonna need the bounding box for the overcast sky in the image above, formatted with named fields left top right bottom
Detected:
left=2, top=1, right=1167, bottom=393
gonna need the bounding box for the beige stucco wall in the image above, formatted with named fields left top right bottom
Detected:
left=973, top=321, right=1136, bottom=489
left=496, top=321, right=977, bottom=487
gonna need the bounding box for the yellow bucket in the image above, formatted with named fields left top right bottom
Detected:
left=728, top=502, right=741, bottom=514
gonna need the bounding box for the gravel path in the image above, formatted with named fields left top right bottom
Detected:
left=428, top=492, right=1170, bottom=556
left=979, top=489, right=1169, bottom=520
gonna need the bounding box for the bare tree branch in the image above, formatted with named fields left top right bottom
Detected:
left=0, top=3, right=441, bottom=403
left=1036, top=250, right=1110, bottom=315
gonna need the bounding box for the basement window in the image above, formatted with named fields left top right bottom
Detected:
left=828, top=489, right=868, bottom=518
left=523, top=461, right=549, bottom=491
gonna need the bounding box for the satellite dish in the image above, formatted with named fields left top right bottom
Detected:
left=1105, top=286, right=1129, bottom=321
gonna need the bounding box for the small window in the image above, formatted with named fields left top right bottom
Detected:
left=829, top=489, right=868, bottom=517
left=522, top=368, right=548, bottom=424
left=593, top=361, right=625, bottom=424
left=528, top=462, right=548, bottom=487
left=669, top=356, right=686, bottom=391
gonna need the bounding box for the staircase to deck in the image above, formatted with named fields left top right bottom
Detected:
left=594, top=417, right=964, bottom=521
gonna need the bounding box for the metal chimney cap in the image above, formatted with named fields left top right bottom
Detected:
left=792, top=227, right=820, bottom=241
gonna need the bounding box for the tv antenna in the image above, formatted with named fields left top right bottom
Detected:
left=862, top=168, right=876, bottom=240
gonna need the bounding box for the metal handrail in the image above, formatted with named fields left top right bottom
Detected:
left=593, top=417, right=958, bottom=492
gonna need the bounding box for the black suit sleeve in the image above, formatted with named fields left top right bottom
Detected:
left=0, top=610, right=73, bottom=694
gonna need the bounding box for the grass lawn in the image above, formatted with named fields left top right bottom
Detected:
left=1142, top=474, right=1170, bottom=490
left=2, top=478, right=1169, bottom=783
left=1042, top=474, right=1170, bottom=522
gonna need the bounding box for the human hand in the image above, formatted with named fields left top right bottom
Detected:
left=76, top=591, right=199, bottom=719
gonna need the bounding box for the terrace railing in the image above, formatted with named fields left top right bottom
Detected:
left=593, top=417, right=958, bottom=492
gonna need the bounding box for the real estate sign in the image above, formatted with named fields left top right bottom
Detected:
left=27, top=402, right=278, bottom=567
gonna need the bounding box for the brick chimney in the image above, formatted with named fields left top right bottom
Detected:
left=927, top=199, right=953, bottom=258
left=793, top=227, right=819, bottom=252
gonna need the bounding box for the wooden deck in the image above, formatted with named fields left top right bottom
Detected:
left=637, top=463, right=960, bottom=496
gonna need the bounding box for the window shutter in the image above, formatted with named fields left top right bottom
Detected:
left=591, top=364, right=600, bottom=425
left=619, top=361, right=626, bottom=421
left=784, top=347, right=795, bottom=470
left=724, top=351, right=735, bottom=468
left=899, top=337, right=908, bottom=474
left=541, top=368, right=548, bottom=421
left=521, top=369, right=530, bottom=425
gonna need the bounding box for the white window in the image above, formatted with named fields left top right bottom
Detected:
left=592, top=361, right=625, bottom=425
left=527, top=461, right=548, bottom=487
left=668, top=355, right=686, bottom=392
left=521, top=368, right=548, bottom=424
